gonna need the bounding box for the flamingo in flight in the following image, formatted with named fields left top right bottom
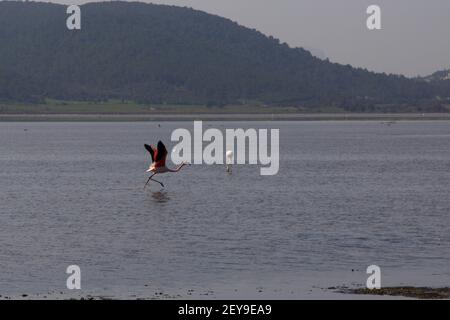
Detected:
left=144, top=141, right=189, bottom=189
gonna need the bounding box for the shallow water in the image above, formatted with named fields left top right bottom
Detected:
left=0, top=121, right=449, bottom=298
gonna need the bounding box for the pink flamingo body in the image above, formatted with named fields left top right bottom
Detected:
left=144, top=141, right=188, bottom=189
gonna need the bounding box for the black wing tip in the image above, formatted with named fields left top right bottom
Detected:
left=156, top=141, right=168, bottom=157
left=144, top=143, right=154, bottom=153
left=157, top=141, right=167, bottom=151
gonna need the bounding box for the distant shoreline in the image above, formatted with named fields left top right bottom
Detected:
left=1, top=113, right=450, bottom=122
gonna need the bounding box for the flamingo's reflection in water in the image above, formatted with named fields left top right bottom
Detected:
left=150, top=191, right=171, bottom=204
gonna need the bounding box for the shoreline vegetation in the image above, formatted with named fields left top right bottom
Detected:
left=1, top=113, right=450, bottom=122
left=1, top=102, right=450, bottom=121
left=342, top=287, right=450, bottom=300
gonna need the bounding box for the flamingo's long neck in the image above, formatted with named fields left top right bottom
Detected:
left=169, top=163, right=187, bottom=172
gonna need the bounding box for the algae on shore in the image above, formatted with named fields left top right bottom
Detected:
left=345, top=287, right=450, bottom=299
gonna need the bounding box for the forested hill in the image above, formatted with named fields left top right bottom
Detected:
left=0, top=1, right=448, bottom=112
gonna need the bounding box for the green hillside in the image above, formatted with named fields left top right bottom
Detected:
left=0, top=1, right=449, bottom=112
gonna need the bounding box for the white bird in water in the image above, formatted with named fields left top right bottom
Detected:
left=144, top=141, right=189, bottom=189
left=226, top=150, right=233, bottom=173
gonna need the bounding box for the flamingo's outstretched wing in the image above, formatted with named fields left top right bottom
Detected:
left=144, top=144, right=155, bottom=162
left=156, top=141, right=168, bottom=164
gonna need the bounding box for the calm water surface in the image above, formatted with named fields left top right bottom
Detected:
left=0, top=121, right=449, bottom=298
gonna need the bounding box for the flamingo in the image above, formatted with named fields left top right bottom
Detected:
left=144, top=141, right=189, bottom=189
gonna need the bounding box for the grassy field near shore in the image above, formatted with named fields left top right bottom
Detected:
left=0, top=100, right=306, bottom=115
left=2, top=113, right=450, bottom=122
left=1, top=101, right=450, bottom=121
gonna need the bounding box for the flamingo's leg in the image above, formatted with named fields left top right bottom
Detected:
left=144, top=174, right=155, bottom=189
left=150, top=177, right=165, bottom=188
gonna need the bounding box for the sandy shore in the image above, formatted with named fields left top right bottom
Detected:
left=1, top=113, right=450, bottom=121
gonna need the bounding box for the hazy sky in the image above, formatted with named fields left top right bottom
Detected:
left=44, top=0, right=450, bottom=76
